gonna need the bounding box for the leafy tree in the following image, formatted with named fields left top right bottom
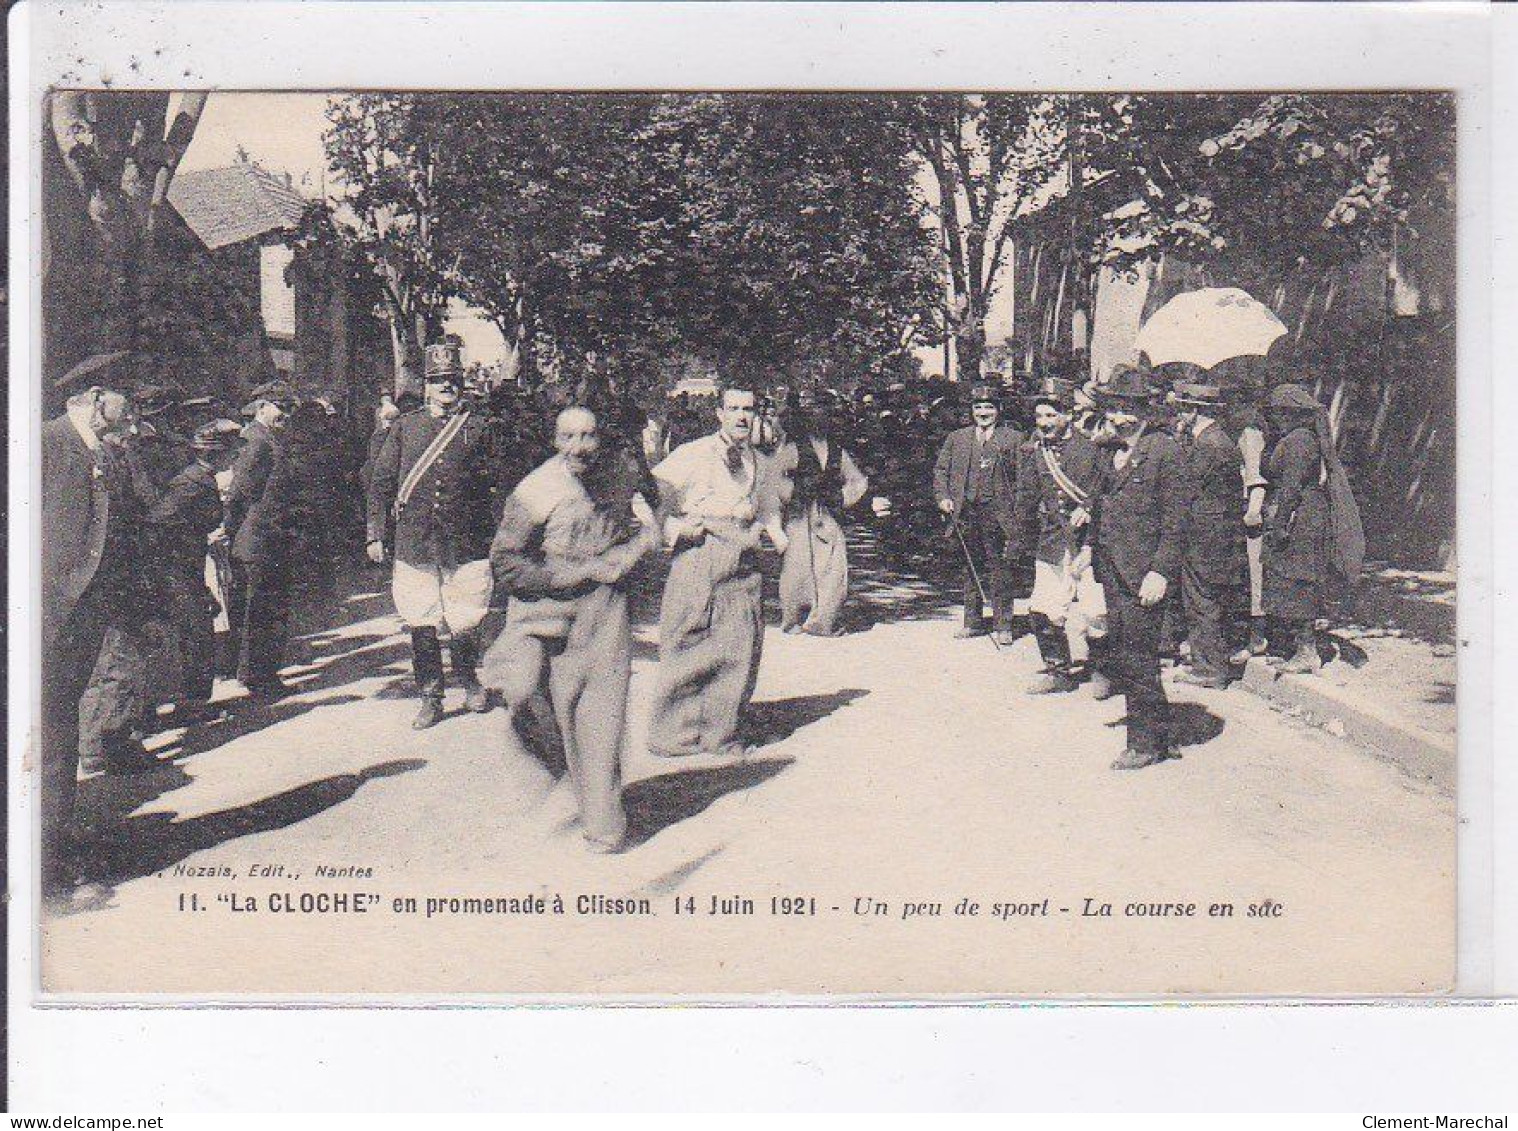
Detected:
left=324, top=94, right=452, bottom=395
left=890, top=94, right=1066, bottom=381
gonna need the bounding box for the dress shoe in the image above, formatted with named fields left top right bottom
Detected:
left=1274, top=644, right=1322, bottom=674
left=1111, top=747, right=1169, bottom=771
left=782, top=624, right=803, bottom=635
left=1087, top=670, right=1117, bottom=700
left=1248, top=619, right=1270, bottom=655
left=463, top=682, right=493, bottom=713
left=954, top=626, right=989, bottom=639
left=412, top=697, right=444, bottom=730
left=244, top=678, right=294, bottom=702
left=992, top=629, right=1018, bottom=647
left=1028, top=671, right=1079, bottom=695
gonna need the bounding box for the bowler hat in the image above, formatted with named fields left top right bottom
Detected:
left=1267, top=383, right=1320, bottom=413
left=248, top=380, right=298, bottom=407
left=968, top=383, right=1000, bottom=405
left=1095, top=366, right=1160, bottom=406
left=1171, top=382, right=1229, bottom=409
left=53, top=350, right=133, bottom=392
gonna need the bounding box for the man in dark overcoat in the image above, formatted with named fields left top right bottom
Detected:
left=1171, top=382, right=1250, bottom=688
left=366, top=342, right=497, bottom=729
left=1089, top=367, right=1187, bottom=770
left=932, top=383, right=1023, bottom=644
left=41, top=381, right=147, bottom=900
left=148, top=419, right=244, bottom=718
left=1008, top=375, right=1109, bottom=693
left=224, top=382, right=298, bottom=698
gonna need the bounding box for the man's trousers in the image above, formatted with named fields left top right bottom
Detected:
left=1104, top=582, right=1172, bottom=756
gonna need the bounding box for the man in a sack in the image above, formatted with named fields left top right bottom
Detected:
left=367, top=342, right=497, bottom=729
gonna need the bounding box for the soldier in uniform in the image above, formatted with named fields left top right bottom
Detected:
left=1171, top=382, right=1250, bottom=688
left=366, top=342, right=497, bottom=729
left=1008, top=375, right=1109, bottom=694
left=147, top=419, right=244, bottom=721
left=224, top=381, right=299, bottom=699
left=932, top=383, right=1023, bottom=644
left=1089, top=367, right=1187, bottom=770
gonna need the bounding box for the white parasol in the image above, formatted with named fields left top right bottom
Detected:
left=1134, top=287, right=1288, bottom=370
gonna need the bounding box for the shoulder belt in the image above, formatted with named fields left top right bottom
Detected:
left=395, top=411, right=471, bottom=514
left=1039, top=442, right=1089, bottom=509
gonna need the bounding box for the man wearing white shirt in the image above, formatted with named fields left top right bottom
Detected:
left=648, top=383, right=788, bottom=759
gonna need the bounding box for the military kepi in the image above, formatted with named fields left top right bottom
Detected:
left=425, top=341, right=464, bottom=384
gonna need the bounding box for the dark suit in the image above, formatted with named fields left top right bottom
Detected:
left=1180, top=421, right=1249, bottom=679
left=40, top=415, right=145, bottom=889
left=933, top=424, right=1023, bottom=630
left=1092, top=428, right=1187, bottom=756
left=224, top=420, right=294, bottom=688
left=149, top=462, right=225, bottom=703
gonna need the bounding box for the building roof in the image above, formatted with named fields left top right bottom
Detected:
left=168, top=163, right=309, bottom=250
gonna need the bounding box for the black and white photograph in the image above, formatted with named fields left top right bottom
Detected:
left=21, top=79, right=1468, bottom=997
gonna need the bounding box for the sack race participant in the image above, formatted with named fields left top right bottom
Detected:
left=648, top=382, right=788, bottom=759
left=367, top=342, right=497, bottom=729
left=483, top=406, right=657, bottom=853
left=771, top=391, right=870, bottom=637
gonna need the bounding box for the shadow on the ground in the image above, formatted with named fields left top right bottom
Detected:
left=77, top=759, right=427, bottom=892
left=1169, top=701, right=1226, bottom=749
left=150, top=693, right=367, bottom=764
left=623, top=757, right=794, bottom=848
left=747, top=688, right=870, bottom=747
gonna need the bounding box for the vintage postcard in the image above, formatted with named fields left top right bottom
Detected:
left=14, top=0, right=1488, bottom=1004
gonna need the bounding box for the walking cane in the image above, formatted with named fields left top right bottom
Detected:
left=949, top=515, right=1002, bottom=652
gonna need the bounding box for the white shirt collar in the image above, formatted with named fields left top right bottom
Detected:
left=66, top=402, right=101, bottom=452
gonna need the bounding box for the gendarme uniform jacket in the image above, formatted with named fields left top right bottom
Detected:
left=1009, top=428, right=1105, bottom=566
left=1091, top=428, right=1187, bottom=597
left=366, top=407, right=495, bottom=570
left=1181, top=420, right=1249, bottom=586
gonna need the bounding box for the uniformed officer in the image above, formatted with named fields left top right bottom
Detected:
left=1008, top=375, right=1108, bottom=694
left=932, top=383, right=1023, bottom=643
left=1089, top=367, right=1187, bottom=770
left=1170, top=381, right=1251, bottom=688
left=147, top=418, right=244, bottom=720
left=367, top=341, right=497, bottom=729
left=224, top=381, right=299, bottom=699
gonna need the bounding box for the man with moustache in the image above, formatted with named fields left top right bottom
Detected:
left=41, top=376, right=149, bottom=902
left=1170, top=381, right=1250, bottom=688
left=367, top=341, right=497, bottom=729
left=647, top=381, right=788, bottom=760
left=932, top=383, right=1023, bottom=644
left=1089, top=367, right=1187, bottom=770
left=485, top=405, right=658, bottom=853
left=1008, top=374, right=1109, bottom=695
left=224, top=380, right=299, bottom=699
